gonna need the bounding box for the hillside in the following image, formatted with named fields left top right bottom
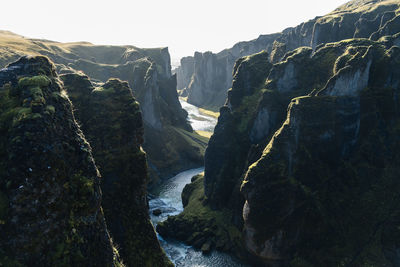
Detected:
left=176, top=0, right=400, bottom=110
left=158, top=0, right=400, bottom=265
left=0, top=56, right=124, bottom=266
left=0, top=30, right=206, bottom=183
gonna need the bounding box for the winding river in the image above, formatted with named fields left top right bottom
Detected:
left=149, top=100, right=248, bottom=267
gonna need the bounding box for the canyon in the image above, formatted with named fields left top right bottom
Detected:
left=1, top=0, right=400, bottom=266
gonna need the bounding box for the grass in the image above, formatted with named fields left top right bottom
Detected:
left=178, top=175, right=243, bottom=250
left=194, top=130, right=213, bottom=139
left=198, top=107, right=219, bottom=118
left=172, top=126, right=209, bottom=154
left=0, top=30, right=170, bottom=68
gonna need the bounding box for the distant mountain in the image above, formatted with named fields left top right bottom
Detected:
left=0, top=30, right=207, bottom=183
left=158, top=0, right=400, bottom=265
left=176, top=0, right=400, bottom=110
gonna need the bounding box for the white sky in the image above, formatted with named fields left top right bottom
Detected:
left=1, top=0, right=349, bottom=63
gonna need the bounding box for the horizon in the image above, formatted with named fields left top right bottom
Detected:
left=1, top=0, right=349, bottom=65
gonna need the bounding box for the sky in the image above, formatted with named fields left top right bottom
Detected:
left=1, top=0, right=349, bottom=64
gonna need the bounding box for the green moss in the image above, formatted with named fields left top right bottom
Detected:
left=45, top=105, right=55, bottom=115
left=172, top=126, right=209, bottom=154
left=235, top=88, right=265, bottom=133
left=62, top=74, right=172, bottom=266
left=159, top=174, right=244, bottom=253
left=18, top=75, right=51, bottom=88
left=92, top=86, right=115, bottom=95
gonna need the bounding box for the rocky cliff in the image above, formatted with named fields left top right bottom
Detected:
left=241, top=42, right=400, bottom=266
left=61, top=72, right=172, bottom=266
left=0, top=31, right=206, bottom=184
left=159, top=0, right=400, bottom=265
left=176, top=0, right=400, bottom=110
left=0, top=56, right=122, bottom=266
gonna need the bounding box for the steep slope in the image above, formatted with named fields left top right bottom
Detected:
left=0, top=56, right=122, bottom=266
left=176, top=0, right=400, bottom=109
left=241, top=43, right=400, bottom=266
left=159, top=7, right=400, bottom=265
left=0, top=30, right=206, bottom=183
left=61, top=73, right=172, bottom=266
left=158, top=40, right=350, bottom=261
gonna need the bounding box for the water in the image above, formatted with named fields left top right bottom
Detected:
left=179, top=100, right=217, bottom=132
left=149, top=101, right=248, bottom=267
left=149, top=168, right=248, bottom=267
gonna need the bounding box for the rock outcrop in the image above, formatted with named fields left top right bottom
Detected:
left=0, top=56, right=122, bottom=266
left=0, top=31, right=206, bottom=184
left=61, top=72, right=172, bottom=266
left=241, top=42, right=400, bottom=266
left=176, top=34, right=279, bottom=110
left=159, top=1, right=400, bottom=265
left=176, top=0, right=400, bottom=109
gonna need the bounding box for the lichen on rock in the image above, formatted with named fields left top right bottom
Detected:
left=0, top=56, right=122, bottom=266
left=61, top=71, right=172, bottom=267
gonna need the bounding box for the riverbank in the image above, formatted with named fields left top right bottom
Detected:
left=148, top=100, right=248, bottom=266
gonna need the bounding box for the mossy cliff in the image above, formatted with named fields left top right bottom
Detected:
left=61, top=72, right=172, bottom=266
left=0, top=56, right=122, bottom=266
left=158, top=40, right=348, bottom=263
left=176, top=0, right=400, bottom=109
left=67, top=54, right=203, bottom=184
left=241, top=44, right=400, bottom=266
left=157, top=173, right=246, bottom=257
left=0, top=31, right=205, bottom=184
left=160, top=28, right=400, bottom=267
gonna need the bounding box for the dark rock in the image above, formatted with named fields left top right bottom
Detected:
left=0, top=56, right=121, bottom=266
left=61, top=72, right=172, bottom=266
left=163, top=1, right=400, bottom=265
left=201, top=242, right=212, bottom=254
left=0, top=31, right=205, bottom=186
left=176, top=0, right=400, bottom=109
left=153, top=209, right=162, bottom=216
left=240, top=39, right=400, bottom=266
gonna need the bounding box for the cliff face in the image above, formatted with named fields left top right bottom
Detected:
left=0, top=31, right=206, bottom=183
left=205, top=41, right=344, bottom=219
left=61, top=73, right=172, bottom=266
left=0, top=56, right=121, bottom=266
left=176, top=34, right=279, bottom=110
left=159, top=1, right=400, bottom=265
left=176, top=0, right=400, bottom=109
left=241, top=43, right=400, bottom=266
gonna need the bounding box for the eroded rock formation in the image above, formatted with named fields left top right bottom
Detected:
left=0, top=31, right=206, bottom=184
left=0, top=56, right=122, bottom=266
left=61, top=72, right=172, bottom=266
left=176, top=0, right=400, bottom=110
left=159, top=1, right=400, bottom=265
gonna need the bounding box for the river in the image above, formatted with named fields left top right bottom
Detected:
left=149, top=100, right=248, bottom=267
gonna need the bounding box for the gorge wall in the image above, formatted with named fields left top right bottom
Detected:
left=176, top=0, right=400, bottom=110
left=159, top=0, right=400, bottom=266
left=0, top=31, right=207, bottom=184
left=0, top=45, right=176, bottom=265
left=0, top=56, right=124, bottom=266
left=61, top=73, right=172, bottom=266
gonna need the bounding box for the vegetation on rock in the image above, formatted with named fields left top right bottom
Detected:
left=0, top=30, right=205, bottom=185
left=61, top=72, right=172, bottom=267
left=0, top=56, right=122, bottom=266
left=176, top=0, right=400, bottom=109
left=159, top=1, right=400, bottom=265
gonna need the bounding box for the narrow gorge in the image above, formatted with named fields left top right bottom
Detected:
left=1, top=0, right=400, bottom=266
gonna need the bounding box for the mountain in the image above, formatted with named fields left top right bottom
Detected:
left=0, top=30, right=207, bottom=184
left=61, top=73, right=172, bottom=266
left=158, top=0, right=400, bottom=265
left=176, top=0, right=400, bottom=110
left=0, top=56, right=123, bottom=266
